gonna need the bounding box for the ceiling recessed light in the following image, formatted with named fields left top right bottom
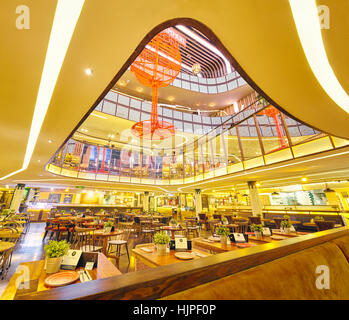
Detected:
left=256, top=183, right=261, bottom=187
left=84, top=68, right=93, bottom=76
left=136, top=87, right=143, bottom=93
left=301, top=177, right=308, bottom=182
left=209, top=103, right=216, bottom=107
left=37, top=160, right=41, bottom=163
left=168, top=96, right=175, bottom=102
left=48, top=139, right=52, bottom=143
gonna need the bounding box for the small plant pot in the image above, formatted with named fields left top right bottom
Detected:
left=157, top=244, right=167, bottom=256
left=170, top=223, right=176, bottom=228
left=220, top=235, right=228, bottom=244
left=254, top=231, right=262, bottom=240
left=284, top=228, right=291, bottom=234
left=45, top=257, right=62, bottom=274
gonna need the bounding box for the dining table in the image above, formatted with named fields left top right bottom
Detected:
left=93, top=229, right=123, bottom=256
left=160, top=225, right=183, bottom=239
left=0, top=252, right=121, bottom=300
left=0, top=241, right=15, bottom=253
left=131, top=243, right=211, bottom=270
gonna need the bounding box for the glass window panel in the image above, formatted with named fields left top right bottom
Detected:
left=183, top=112, right=192, bottom=121
left=142, top=101, right=151, bottom=112
left=95, top=101, right=103, bottom=111
left=130, top=98, right=142, bottom=109
left=105, top=91, right=117, bottom=102
left=237, top=78, right=247, bottom=86
left=237, top=120, right=263, bottom=160
left=141, top=112, right=149, bottom=121
left=116, top=105, right=128, bottom=118
left=226, top=128, right=242, bottom=165
left=129, top=109, right=140, bottom=122
left=202, top=117, right=211, bottom=124
left=163, top=108, right=172, bottom=118
left=256, top=108, right=289, bottom=154
left=62, top=140, right=81, bottom=171
left=174, top=120, right=183, bottom=131
left=181, top=73, right=190, bottom=80
left=191, top=83, right=199, bottom=92
left=208, top=86, right=218, bottom=94
left=117, top=94, right=130, bottom=106
left=217, top=84, right=227, bottom=93
left=198, top=77, right=207, bottom=84
left=103, top=100, right=116, bottom=115
left=80, top=144, right=98, bottom=173
left=199, top=85, right=208, bottom=93
left=206, top=78, right=216, bottom=84
left=173, top=110, right=182, bottom=120
left=193, top=115, right=202, bottom=123
left=193, top=124, right=203, bottom=135
left=184, top=122, right=193, bottom=133
left=182, top=81, right=190, bottom=90
left=172, top=78, right=181, bottom=87
left=109, top=149, right=120, bottom=175
left=97, top=147, right=110, bottom=174
left=227, top=80, right=238, bottom=91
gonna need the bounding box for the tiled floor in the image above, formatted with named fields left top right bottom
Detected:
left=0, top=222, right=45, bottom=296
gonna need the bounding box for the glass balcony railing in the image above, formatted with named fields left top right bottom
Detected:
left=46, top=97, right=349, bottom=185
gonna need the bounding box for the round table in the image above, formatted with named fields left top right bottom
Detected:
left=93, top=229, right=123, bottom=255
left=160, top=226, right=182, bottom=239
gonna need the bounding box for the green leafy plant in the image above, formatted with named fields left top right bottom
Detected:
left=281, top=220, right=292, bottom=229
left=170, top=218, right=176, bottom=225
left=216, top=226, right=230, bottom=237
left=44, top=240, right=70, bottom=258
left=61, top=210, right=66, bottom=214
left=283, top=215, right=290, bottom=221
left=104, top=221, right=113, bottom=228
left=154, top=231, right=170, bottom=245
left=251, top=224, right=263, bottom=232
left=1, top=209, right=10, bottom=216
left=314, top=216, right=324, bottom=221
left=256, top=213, right=262, bottom=218
left=222, top=217, right=228, bottom=224
left=233, top=213, right=237, bottom=217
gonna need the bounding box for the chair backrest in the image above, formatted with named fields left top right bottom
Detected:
left=71, top=227, right=98, bottom=251
left=248, top=216, right=261, bottom=225
left=213, top=214, right=222, bottom=221
left=198, top=214, right=207, bottom=221
left=225, top=215, right=233, bottom=224
left=186, top=219, right=197, bottom=228
left=236, top=221, right=249, bottom=233
left=140, top=221, right=153, bottom=231
left=315, top=220, right=335, bottom=231
left=273, top=218, right=283, bottom=229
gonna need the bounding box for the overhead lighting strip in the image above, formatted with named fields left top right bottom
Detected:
left=176, top=25, right=232, bottom=74
left=289, top=0, right=349, bottom=113
left=0, top=0, right=85, bottom=180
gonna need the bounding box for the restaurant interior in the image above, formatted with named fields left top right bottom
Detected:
left=1, top=0, right=349, bottom=300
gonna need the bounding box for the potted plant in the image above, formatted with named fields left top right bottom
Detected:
left=283, top=215, right=290, bottom=221
left=216, top=226, right=230, bottom=244
left=103, top=221, right=114, bottom=233
left=251, top=224, right=263, bottom=239
left=222, top=217, right=228, bottom=225
left=170, top=219, right=177, bottom=228
left=281, top=220, right=292, bottom=233
left=154, top=231, right=170, bottom=256
left=61, top=210, right=66, bottom=215
left=44, top=240, right=70, bottom=274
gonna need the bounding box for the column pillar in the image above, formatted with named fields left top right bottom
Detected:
left=324, top=189, right=345, bottom=210
left=194, top=189, right=202, bottom=216
left=143, top=191, right=149, bottom=213
left=247, top=181, right=262, bottom=217
left=9, top=183, right=25, bottom=213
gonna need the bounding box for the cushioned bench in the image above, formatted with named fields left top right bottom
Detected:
left=162, top=234, right=349, bottom=299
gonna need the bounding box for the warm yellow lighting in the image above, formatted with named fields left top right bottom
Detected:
left=256, top=183, right=261, bottom=187
left=84, top=68, right=93, bottom=76
left=168, top=96, right=175, bottom=102
left=301, top=177, right=308, bottom=182
left=48, top=139, right=53, bottom=143
left=0, top=0, right=85, bottom=181
left=209, top=103, right=216, bottom=107
left=136, top=87, right=143, bottom=93
left=65, top=188, right=69, bottom=192
left=289, top=0, right=349, bottom=113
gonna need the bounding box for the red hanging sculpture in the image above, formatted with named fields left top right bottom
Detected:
left=260, top=106, right=287, bottom=150
left=130, top=29, right=182, bottom=140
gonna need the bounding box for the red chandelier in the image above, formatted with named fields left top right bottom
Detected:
left=130, top=29, right=182, bottom=140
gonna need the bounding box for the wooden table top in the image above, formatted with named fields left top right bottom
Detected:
left=1, top=253, right=121, bottom=300
left=93, top=229, right=123, bottom=237
left=0, top=241, right=15, bottom=252
left=132, top=244, right=211, bottom=268
left=271, top=230, right=309, bottom=237
left=161, top=226, right=182, bottom=231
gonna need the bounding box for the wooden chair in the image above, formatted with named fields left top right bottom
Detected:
left=198, top=213, right=208, bottom=230
left=185, top=219, right=199, bottom=238
left=225, top=215, right=233, bottom=224
left=71, top=227, right=103, bottom=252
left=140, top=221, right=154, bottom=242
left=213, top=214, right=222, bottom=221
left=248, top=216, right=261, bottom=225
left=236, top=221, right=249, bottom=233
left=315, top=220, right=335, bottom=231
left=107, top=222, right=130, bottom=265
left=273, top=217, right=283, bottom=229
left=0, top=245, right=14, bottom=280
